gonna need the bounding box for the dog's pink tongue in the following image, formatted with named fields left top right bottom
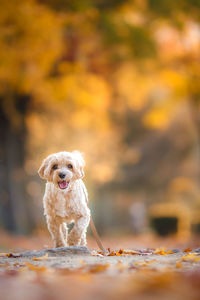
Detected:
left=58, top=181, right=69, bottom=189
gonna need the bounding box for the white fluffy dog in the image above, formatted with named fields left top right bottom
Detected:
left=38, top=151, right=90, bottom=248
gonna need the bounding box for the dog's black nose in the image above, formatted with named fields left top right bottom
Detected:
left=59, top=172, right=66, bottom=179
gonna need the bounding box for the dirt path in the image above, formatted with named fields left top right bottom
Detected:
left=0, top=247, right=200, bottom=300
left=0, top=246, right=199, bottom=270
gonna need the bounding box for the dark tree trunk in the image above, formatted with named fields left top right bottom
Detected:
left=0, top=95, right=34, bottom=233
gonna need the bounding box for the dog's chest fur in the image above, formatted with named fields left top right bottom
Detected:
left=43, top=179, right=89, bottom=221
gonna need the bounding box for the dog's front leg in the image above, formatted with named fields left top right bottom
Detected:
left=46, top=216, right=66, bottom=248
left=61, top=223, right=68, bottom=245
left=68, top=215, right=90, bottom=246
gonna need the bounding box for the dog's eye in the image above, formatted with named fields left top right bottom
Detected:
left=52, top=164, right=58, bottom=170
left=67, top=164, right=73, bottom=169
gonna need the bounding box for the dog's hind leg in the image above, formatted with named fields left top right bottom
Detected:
left=68, top=214, right=90, bottom=246
left=80, top=231, right=87, bottom=246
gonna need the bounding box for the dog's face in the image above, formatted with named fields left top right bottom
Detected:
left=38, top=151, right=85, bottom=190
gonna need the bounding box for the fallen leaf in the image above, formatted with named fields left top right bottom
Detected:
left=32, top=253, right=49, bottom=261
left=134, top=260, right=157, bottom=267
left=154, top=248, right=167, bottom=255
left=107, top=249, right=140, bottom=256
left=91, top=251, right=104, bottom=257
left=119, top=249, right=140, bottom=255
left=165, top=250, right=174, bottom=254
left=183, top=248, right=192, bottom=253
left=176, top=261, right=182, bottom=268
left=88, top=264, right=110, bottom=273
left=108, top=251, right=117, bottom=256
left=25, top=262, right=47, bottom=272
left=181, top=253, right=200, bottom=262
left=79, top=260, right=85, bottom=265
left=153, top=248, right=174, bottom=255
left=0, top=253, right=20, bottom=258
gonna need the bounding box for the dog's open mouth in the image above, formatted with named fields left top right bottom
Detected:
left=58, top=180, right=69, bottom=189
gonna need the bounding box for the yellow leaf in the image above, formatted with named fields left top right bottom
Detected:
left=108, top=252, right=117, bottom=256
left=88, top=264, right=110, bottom=273
left=32, top=253, right=49, bottom=261
left=176, top=261, right=182, bottom=268
left=181, top=253, right=200, bottom=262
left=165, top=250, right=174, bottom=254
left=25, top=262, right=47, bottom=272
left=134, top=261, right=145, bottom=266
left=134, top=260, right=157, bottom=267
left=79, top=260, right=85, bottom=265
left=146, top=259, right=157, bottom=264
left=154, top=248, right=167, bottom=255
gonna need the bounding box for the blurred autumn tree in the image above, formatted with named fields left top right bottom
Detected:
left=0, top=0, right=200, bottom=233
left=0, top=0, right=63, bottom=232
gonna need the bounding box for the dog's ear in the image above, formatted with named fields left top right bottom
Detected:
left=72, top=150, right=85, bottom=179
left=38, top=157, right=48, bottom=179
left=38, top=155, right=53, bottom=180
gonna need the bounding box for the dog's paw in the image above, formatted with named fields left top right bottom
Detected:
left=54, top=241, right=67, bottom=248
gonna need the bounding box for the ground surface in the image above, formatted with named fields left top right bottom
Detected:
left=0, top=242, right=200, bottom=300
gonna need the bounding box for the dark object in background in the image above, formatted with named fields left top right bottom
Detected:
left=151, top=217, right=178, bottom=236
left=192, top=223, right=200, bottom=234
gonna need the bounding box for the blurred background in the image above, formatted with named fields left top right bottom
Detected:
left=0, top=0, right=200, bottom=250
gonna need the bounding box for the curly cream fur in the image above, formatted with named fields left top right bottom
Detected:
left=38, top=151, right=90, bottom=248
